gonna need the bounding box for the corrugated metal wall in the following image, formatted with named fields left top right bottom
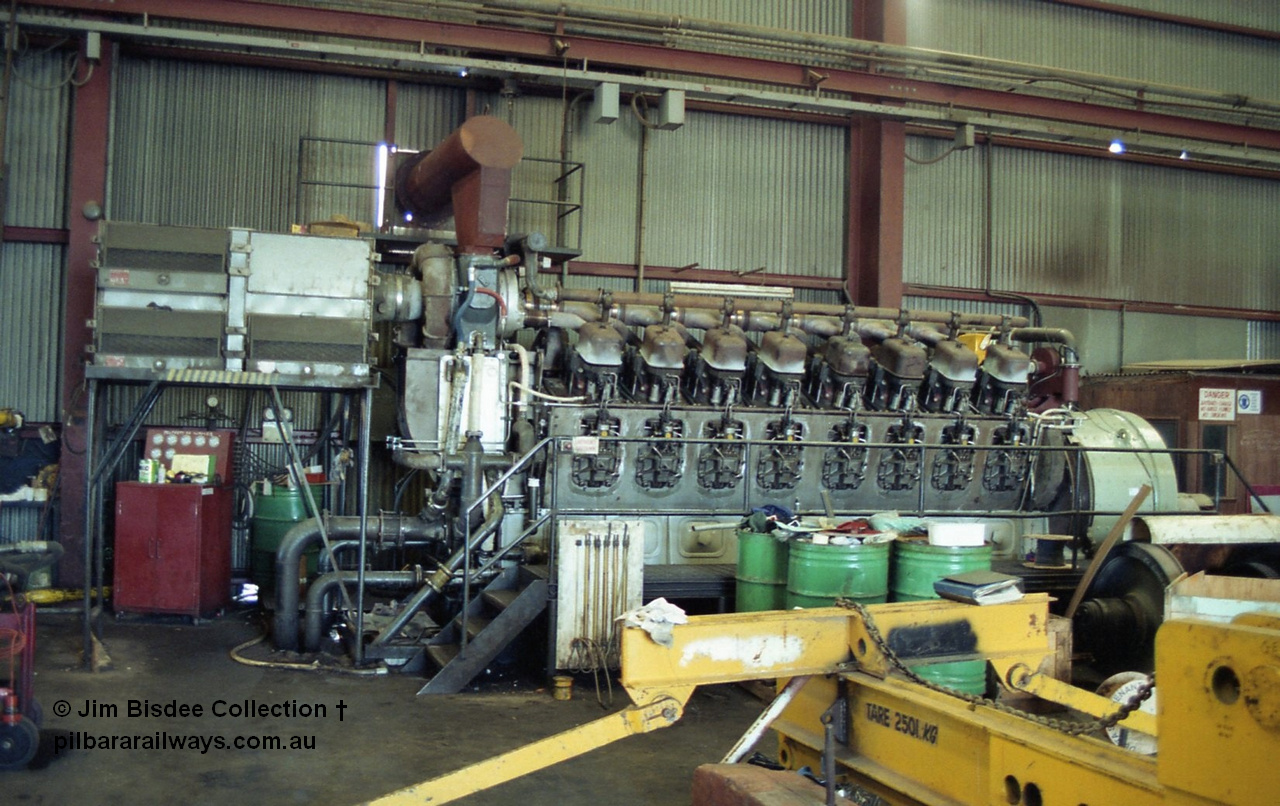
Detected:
left=2, top=50, right=72, bottom=422
left=489, top=94, right=848, bottom=279
left=578, top=0, right=851, bottom=35
left=6, top=50, right=72, bottom=228
left=1109, top=2, right=1280, bottom=31
left=110, top=57, right=385, bottom=230
left=907, top=0, right=1279, bottom=101
left=0, top=244, right=64, bottom=421
left=394, top=83, right=466, bottom=152
left=644, top=111, right=846, bottom=277
left=1249, top=322, right=1280, bottom=360
left=904, top=137, right=1280, bottom=311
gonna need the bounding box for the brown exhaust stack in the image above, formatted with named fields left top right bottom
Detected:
left=395, top=115, right=524, bottom=253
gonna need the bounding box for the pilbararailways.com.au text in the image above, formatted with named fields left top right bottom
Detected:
left=55, top=731, right=318, bottom=754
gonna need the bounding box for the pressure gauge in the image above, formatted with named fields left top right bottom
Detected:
left=209, top=435, right=221, bottom=448
left=164, top=448, right=176, bottom=460
left=166, top=434, right=178, bottom=446
left=194, top=435, right=206, bottom=447
left=180, top=434, right=192, bottom=446
left=152, top=434, right=163, bottom=445
left=149, top=448, right=162, bottom=459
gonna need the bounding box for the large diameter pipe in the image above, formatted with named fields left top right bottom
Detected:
left=396, top=115, right=524, bottom=250
left=1011, top=327, right=1078, bottom=356
left=273, top=515, right=441, bottom=651
left=541, top=299, right=902, bottom=342
left=414, top=242, right=456, bottom=348
left=552, top=287, right=1026, bottom=328
left=371, top=494, right=506, bottom=647
left=304, top=570, right=421, bottom=653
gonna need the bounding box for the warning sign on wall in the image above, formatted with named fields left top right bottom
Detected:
left=1199, top=388, right=1236, bottom=421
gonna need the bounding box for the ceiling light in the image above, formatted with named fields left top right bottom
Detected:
left=1108, top=139, right=1125, bottom=155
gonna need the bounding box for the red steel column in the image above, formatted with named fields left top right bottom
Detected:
left=847, top=0, right=905, bottom=309
left=59, top=39, right=112, bottom=583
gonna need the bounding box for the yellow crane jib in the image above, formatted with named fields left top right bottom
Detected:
left=367, top=597, right=1280, bottom=805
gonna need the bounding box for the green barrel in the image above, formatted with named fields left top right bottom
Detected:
left=892, top=539, right=993, bottom=695
left=250, top=487, right=316, bottom=594
left=735, top=530, right=790, bottom=612
left=907, top=659, right=988, bottom=696
left=891, top=540, right=993, bottom=602
left=785, top=539, right=890, bottom=609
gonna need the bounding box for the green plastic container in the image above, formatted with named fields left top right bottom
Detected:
left=891, top=539, right=993, bottom=694
left=785, top=539, right=890, bottom=609
left=250, top=487, right=317, bottom=594
left=735, top=530, right=790, bottom=612
left=891, top=541, right=993, bottom=602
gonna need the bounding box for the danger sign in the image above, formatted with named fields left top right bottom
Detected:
left=1199, top=388, right=1236, bottom=422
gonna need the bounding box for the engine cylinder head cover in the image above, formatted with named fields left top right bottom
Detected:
left=928, top=339, right=980, bottom=384
left=575, top=321, right=626, bottom=367
left=639, top=325, right=687, bottom=370
left=701, top=326, right=749, bottom=373
left=870, top=337, right=928, bottom=380
left=982, top=342, right=1033, bottom=385
left=758, top=331, right=807, bottom=376
left=823, top=336, right=871, bottom=378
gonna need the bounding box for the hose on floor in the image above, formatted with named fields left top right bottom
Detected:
left=228, top=632, right=387, bottom=676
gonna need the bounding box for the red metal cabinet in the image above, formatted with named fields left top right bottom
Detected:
left=113, top=482, right=231, bottom=617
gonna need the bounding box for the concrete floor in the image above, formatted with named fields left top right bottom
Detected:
left=8, top=609, right=767, bottom=805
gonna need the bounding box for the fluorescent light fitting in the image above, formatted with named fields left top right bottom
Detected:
left=374, top=142, right=389, bottom=228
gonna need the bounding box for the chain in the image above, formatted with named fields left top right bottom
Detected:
left=840, top=600, right=1155, bottom=737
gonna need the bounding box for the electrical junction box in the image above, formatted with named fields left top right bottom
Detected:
left=589, top=82, right=619, bottom=124
left=656, top=90, right=685, bottom=130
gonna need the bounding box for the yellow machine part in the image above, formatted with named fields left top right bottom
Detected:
left=1156, top=612, right=1280, bottom=805
left=369, top=598, right=1279, bottom=806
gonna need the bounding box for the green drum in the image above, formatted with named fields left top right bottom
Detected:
left=892, top=539, right=993, bottom=694
left=785, top=539, right=890, bottom=609
left=250, top=487, right=317, bottom=594
left=735, top=530, right=790, bottom=612
left=907, top=659, right=988, bottom=696
left=891, top=540, right=993, bottom=602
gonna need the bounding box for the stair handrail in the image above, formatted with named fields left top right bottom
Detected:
left=460, top=435, right=556, bottom=652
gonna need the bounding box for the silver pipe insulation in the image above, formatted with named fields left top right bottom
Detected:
left=273, top=514, right=443, bottom=651
left=468, top=0, right=1280, bottom=120
left=304, top=570, right=422, bottom=653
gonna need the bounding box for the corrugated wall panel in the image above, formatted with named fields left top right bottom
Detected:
left=567, top=100, right=642, bottom=265
left=6, top=50, right=72, bottom=228
left=1249, top=322, right=1280, bottom=360
left=0, top=508, right=48, bottom=546
left=644, top=111, right=846, bottom=278
left=110, top=58, right=385, bottom=231
left=908, top=0, right=1280, bottom=102
left=394, top=84, right=465, bottom=152
left=903, top=295, right=1026, bottom=322
left=0, top=243, right=64, bottom=421
left=903, top=136, right=988, bottom=290
left=1110, top=2, right=1280, bottom=31
left=579, top=0, right=851, bottom=35
left=906, top=141, right=1280, bottom=311
left=102, top=386, right=324, bottom=438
